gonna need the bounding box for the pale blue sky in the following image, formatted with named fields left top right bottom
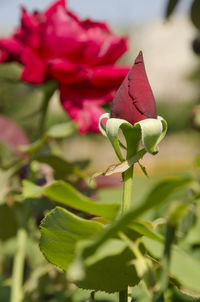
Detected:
left=0, top=0, right=193, bottom=32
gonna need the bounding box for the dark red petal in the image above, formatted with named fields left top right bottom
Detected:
left=0, top=38, right=23, bottom=62
left=14, top=7, right=41, bottom=52
left=128, top=51, right=157, bottom=119
left=91, top=65, right=130, bottom=87
left=60, top=84, right=115, bottom=133
left=111, top=51, right=157, bottom=124
left=47, top=59, right=90, bottom=84
left=21, top=48, right=46, bottom=83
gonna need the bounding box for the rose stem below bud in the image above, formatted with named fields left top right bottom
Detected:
left=121, top=166, right=134, bottom=213
left=119, top=165, right=134, bottom=302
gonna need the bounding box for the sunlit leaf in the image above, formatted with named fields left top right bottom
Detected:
left=43, top=181, right=120, bottom=220
left=40, top=207, right=103, bottom=271
left=23, top=180, right=43, bottom=198
left=69, top=176, right=190, bottom=269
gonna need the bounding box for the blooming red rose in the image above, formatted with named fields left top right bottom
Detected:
left=111, top=51, right=157, bottom=124
left=0, top=0, right=130, bottom=133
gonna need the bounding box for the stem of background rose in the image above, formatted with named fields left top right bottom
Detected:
left=152, top=224, right=175, bottom=302
left=10, top=228, right=27, bottom=302
left=38, top=80, right=58, bottom=137
left=119, top=165, right=134, bottom=302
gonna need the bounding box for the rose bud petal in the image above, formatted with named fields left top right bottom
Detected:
left=111, top=51, right=157, bottom=124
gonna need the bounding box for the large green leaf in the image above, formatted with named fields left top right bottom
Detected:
left=40, top=206, right=103, bottom=270
left=79, top=176, right=190, bottom=258
left=23, top=180, right=120, bottom=219
left=142, top=237, right=200, bottom=294
left=68, top=220, right=164, bottom=292
left=43, top=181, right=120, bottom=220
left=69, top=239, right=139, bottom=293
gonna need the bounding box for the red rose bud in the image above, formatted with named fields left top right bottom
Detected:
left=111, top=51, right=157, bottom=124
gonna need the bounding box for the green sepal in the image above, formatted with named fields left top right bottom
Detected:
left=99, top=114, right=167, bottom=161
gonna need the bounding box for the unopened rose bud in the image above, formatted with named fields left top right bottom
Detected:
left=111, top=51, right=157, bottom=125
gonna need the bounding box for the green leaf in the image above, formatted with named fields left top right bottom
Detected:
left=43, top=181, right=120, bottom=220
left=142, top=237, right=200, bottom=294
left=169, top=286, right=200, bottom=301
left=21, top=121, right=76, bottom=155
left=0, top=62, right=22, bottom=81
left=36, top=155, right=84, bottom=179
left=23, top=180, right=43, bottom=198
left=129, top=220, right=163, bottom=243
left=0, top=282, right=10, bottom=302
left=191, top=0, right=200, bottom=29
left=68, top=239, right=139, bottom=293
left=165, top=0, right=179, bottom=18
left=0, top=204, right=17, bottom=241
left=46, top=122, right=76, bottom=138
left=69, top=176, right=190, bottom=267
left=40, top=206, right=103, bottom=270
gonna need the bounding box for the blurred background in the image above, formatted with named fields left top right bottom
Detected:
left=0, top=0, right=200, bottom=175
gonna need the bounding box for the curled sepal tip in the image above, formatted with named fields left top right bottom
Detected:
left=99, top=114, right=167, bottom=161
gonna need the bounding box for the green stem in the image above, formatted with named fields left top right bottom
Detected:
left=153, top=224, right=175, bottom=302
left=38, top=80, right=58, bottom=137
left=121, top=165, right=134, bottom=214
left=10, top=228, right=27, bottom=302
left=39, top=97, right=50, bottom=135
left=119, top=165, right=134, bottom=302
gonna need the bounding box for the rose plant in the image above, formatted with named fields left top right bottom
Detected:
left=23, top=51, right=200, bottom=302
